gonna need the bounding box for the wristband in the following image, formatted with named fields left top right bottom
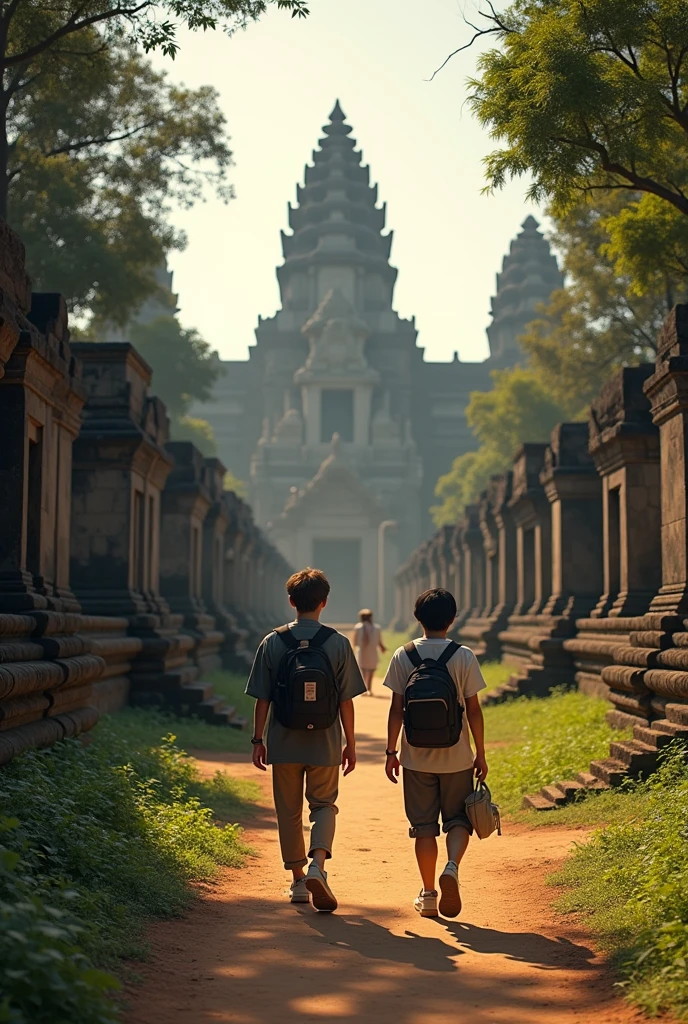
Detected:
left=251, top=737, right=264, bottom=745
left=385, top=749, right=398, bottom=756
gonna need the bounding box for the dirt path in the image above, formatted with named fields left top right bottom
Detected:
left=126, top=689, right=653, bottom=1024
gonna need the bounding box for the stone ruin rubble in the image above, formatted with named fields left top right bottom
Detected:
left=393, top=306, right=688, bottom=809
left=0, top=219, right=291, bottom=767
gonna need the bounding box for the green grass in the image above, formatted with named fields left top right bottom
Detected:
left=112, top=670, right=254, bottom=755
left=482, top=688, right=631, bottom=816
left=0, top=710, right=260, bottom=1023
left=480, top=660, right=514, bottom=692
left=479, top=688, right=688, bottom=1019
left=378, top=630, right=414, bottom=676
left=550, top=747, right=688, bottom=1021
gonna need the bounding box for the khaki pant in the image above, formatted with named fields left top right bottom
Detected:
left=272, top=763, right=339, bottom=869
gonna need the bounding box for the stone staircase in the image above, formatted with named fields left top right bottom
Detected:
left=522, top=704, right=688, bottom=810
left=179, top=681, right=248, bottom=730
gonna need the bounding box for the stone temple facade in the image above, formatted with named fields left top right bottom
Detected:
left=192, top=103, right=563, bottom=620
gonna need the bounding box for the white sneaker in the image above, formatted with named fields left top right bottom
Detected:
left=305, top=863, right=338, bottom=912
left=290, top=877, right=310, bottom=904
left=439, top=861, right=462, bottom=918
left=414, top=889, right=438, bottom=918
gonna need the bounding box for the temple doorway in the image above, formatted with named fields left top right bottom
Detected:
left=312, top=538, right=361, bottom=622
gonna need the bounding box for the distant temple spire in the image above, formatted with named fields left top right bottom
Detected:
left=277, top=101, right=397, bottom=314
left=486, top=215, right=563, bottom=365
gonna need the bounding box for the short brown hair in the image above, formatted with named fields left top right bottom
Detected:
left=286, top=567, right=330, bottom=612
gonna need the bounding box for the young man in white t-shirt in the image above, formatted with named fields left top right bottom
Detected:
left=383, top=588, right=488, bottom=919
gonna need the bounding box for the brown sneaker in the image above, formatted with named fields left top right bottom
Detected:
left=305, top=863, right=338, bottom=912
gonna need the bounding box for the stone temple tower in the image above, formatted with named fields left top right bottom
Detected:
left=189, top=105, right=565, bottom=621
left=247, top=101, right=426, bottom=619
left=486, top=215, right=564, bottom=365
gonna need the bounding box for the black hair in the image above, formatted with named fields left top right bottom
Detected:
left=413, top=588, right=457, bottom=631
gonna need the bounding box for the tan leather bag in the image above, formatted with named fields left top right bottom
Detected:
left=465, top=780, right=502, bottom=839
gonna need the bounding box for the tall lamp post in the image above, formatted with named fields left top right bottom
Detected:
left=377, top=519, right=397, bottom=626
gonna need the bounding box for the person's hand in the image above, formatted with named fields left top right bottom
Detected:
left=342, top=744, right=356, bottom=776
left=385, top=752, right=400, bottom=783
left=380, top=644, right=387, bottom=653
left=252, top=742, right=267, bottom=771
left=473, top=752, right=488, bottom=782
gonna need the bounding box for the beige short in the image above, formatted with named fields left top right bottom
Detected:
left=402, top=767, right=474, bottom=839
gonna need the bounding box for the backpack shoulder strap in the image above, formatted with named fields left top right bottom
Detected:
left=437, top=640, right=460, bottom=667
left=309, top=625, right=336, bottom=649
left=275, top=625, right=299, bottom=651
left=403, top=641, right=422, bottom=669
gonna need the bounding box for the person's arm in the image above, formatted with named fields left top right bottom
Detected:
left=251, top=698, right=270, bottom=770
left=339, top=699, right=356, bottom=776
left=385, top=691, right=404, bottom=783
left=465, top=693, right=488, bottom=781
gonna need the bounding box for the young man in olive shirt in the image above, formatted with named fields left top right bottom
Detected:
left=246, top=567, right=366, bottom=912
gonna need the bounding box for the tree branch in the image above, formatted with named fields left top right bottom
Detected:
left=5, top=2, right=151, bottom=67
left=428, top=2, right=512, bottom=81
left=554, top=134, right=688, bottom=216
left=40, top=122, right=158, bottom=158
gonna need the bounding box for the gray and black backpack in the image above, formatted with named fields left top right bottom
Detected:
left=403, top=640, right=464, bottom=748
left=272, top=625, right=339, bottom=731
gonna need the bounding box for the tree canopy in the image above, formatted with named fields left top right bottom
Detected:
left=9, top=37, right=232, bottom=323
left=453, top=0, right=688, bottom=293
left=519, top=193, right=675, bottom=416
left=129, top=315, right=217, bottom=421
left=431, top=367, right=565, bottom=525
left=431, top=189, right=678, bottom=524
left=0, top=3, right=307, bottom=216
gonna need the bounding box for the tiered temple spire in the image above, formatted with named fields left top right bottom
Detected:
left=487, top=215, right=564, bottom=364
left=277, top=101, right=397, bottom=309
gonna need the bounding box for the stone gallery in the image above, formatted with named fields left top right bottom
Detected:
left=394, top=307, right=688, bottom=808
left=192, top=103, right=563, bottom=621
left=0, top=218, right=290, bottom=767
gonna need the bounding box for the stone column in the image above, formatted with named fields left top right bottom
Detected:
left=459, top=505, right=484, bottom=621
left=541, top=423, right=603, bottom=619
left=0, top=231, right=104, bottom=763
left=492, top=472, right=517, bottom=621
left=159, top=441, right=224, bottom=672
left=70, top=343, right=217, bottom=716
left=645, top=306, right=688, bottom=615
left=487, top=425, right=602, bottom=703
left=460, top=476, right=514, bottom=660
left=565, top=366, right=661, bottom=712
left=479, top=487, right=500, bottom=619
left=498, top=444, right=551, bottom=674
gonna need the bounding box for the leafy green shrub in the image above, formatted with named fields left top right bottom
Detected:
left=0, top=819, right=118, bottom=1024
left=484, top=689, right=630, bottom=813
left=553, top=747, right=688, bottom=1020
left=0, top=718, right=254, bottom=1021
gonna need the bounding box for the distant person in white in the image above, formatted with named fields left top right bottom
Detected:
left=352, top=609, right=386, bottom=695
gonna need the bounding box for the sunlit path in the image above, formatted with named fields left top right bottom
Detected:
left=125, top=689, right=654, bottom=1024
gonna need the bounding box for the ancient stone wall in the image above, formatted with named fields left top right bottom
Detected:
left=394, top=304, right=688, bottom=804
left=0, top=220, right=292, bottom=765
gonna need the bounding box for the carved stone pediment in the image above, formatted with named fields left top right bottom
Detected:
left=295, top=288, right=378, bottom=384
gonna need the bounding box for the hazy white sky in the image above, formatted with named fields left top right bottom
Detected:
left=151, top=0, right=547, bottom=364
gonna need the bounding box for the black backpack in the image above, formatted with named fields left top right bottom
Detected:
left=403, top=640, right=464, bottom=748
left=272, top=625, right=339, bottom=731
